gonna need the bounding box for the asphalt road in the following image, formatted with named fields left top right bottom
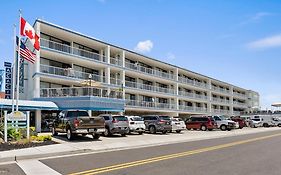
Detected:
left=37, top=130, right=281, bottom=175
left=0, top=163, right=25, bottom=175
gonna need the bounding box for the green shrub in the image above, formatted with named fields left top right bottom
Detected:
left=7, top=128, right=21, bottom=141
left=31, top=135, right=52, bottom=142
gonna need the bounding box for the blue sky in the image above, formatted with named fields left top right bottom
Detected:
left=0, top=0, right=281, bottom=109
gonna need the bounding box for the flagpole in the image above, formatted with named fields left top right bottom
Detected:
left=11, top=24, right=16, bottom=113
left=16, top=9, right=22, bottom=112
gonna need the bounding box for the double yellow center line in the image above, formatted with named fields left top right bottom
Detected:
left=69, top=133, right=281, bottom=175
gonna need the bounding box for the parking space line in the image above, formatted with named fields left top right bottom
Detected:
left=69, top=132, right=281, bottom=175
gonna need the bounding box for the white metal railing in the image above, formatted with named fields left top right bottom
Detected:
left=110, top=77, right=122, bottom=86
left=212, top=97, right=230, bottom=104
left=40, top=64, right=104, bottom=82
left=233, top=92, right=246, bottom=98
left=41, top=39, right=107, bottom=63
left=178, top=91, right=208, bottom=100
left=124, top=61, right=175, bottom=80
left=233, top=101, right=246, bottom=106
left=211, top=109, right=230, bottom=114
left=178, top=77, right=207, bottom=89
left=40, top=87, right=123, bottom=99
left=125, top=81, right=176, bottom=94
left=110, top=57, right=122, bottom=66
left=178, top=105, right=194, bottom=111
left=211, top=86, right=230, bottom=94
left=125, top=99, right=176, bottom=110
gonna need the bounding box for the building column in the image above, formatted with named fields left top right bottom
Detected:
left=35, top=110, right=41, bottom=132
left=99, top=49, right=104, bottom=62
left=120, top=70, right=125, bottom=99
left=121, top=50, right=125, bottom=68
left=105, top=45, right=110, bottom=64
left=175, top=68, right=179, bottom=81
left=105, top=67, right=110, bottom=84
left=33, top=22, right=41, bottom=99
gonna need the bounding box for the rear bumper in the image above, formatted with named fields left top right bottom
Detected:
left=156, top=125, right=172, bottom=132
left=172, top=125, right=186, bottom=131
left=72, top=128, right=105, bottom=134
left=111, top=127, right=129, bottom=134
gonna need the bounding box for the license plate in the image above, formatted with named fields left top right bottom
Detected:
left=97, top=128, right=105, bottom=133
left=89, top=129, right=96, bottom=132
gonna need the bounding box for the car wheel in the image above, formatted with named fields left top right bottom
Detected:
left=187, top=128, right=191, bottom=130
left=52, top=127, right=58, bottom=136
left=93, top=134, right=100, bottom=140
left=104, top=127, right=111, bottom=137
left=220, top=125, right=227, bottom=131
left=208, top=129, right=213, bottom=131
left=149, top=126, right=156, bottom=134
left=200, top=125, right=207, bottom=131
left=162, top=130, right=167, bottom=134
left=121, top=133, right=126, bottom=137
left=278, top=124, right=281, bottom=127
left=176, top=130, right=181, bottom=133
left=66, top=128, right=73, bottom=140
left=138, top=131, right=143, bottom=135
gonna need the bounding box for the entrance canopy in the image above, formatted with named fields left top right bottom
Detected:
left=0, top=99, right=59, bottom=110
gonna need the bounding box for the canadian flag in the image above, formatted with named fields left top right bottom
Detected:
left=20, top=17, right=40, bottom=51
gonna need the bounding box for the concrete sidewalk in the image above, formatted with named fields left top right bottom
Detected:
left=1, top=127, right=280, bottom=163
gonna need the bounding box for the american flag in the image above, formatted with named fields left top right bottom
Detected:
left=16, top=36, right=36, bottom=64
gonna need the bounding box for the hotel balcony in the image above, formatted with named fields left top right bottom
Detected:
left=211, top=86, right=230, bottom=94
left=126, top=99, right=176, bottom=110
left=178, top=77, right=208, bottom=89
left=178, top=91, right=208, bottom=100
left=178, top=105, right=208, bottom=113
left=125, top=81, right=176, bottom=95
left=40, top=87, right=123, bottom=99
left=124, top=62, right=175, bottom=80
left=233, top=101, right=247, bottom=107
left=212, top=97, right=230, bottom=104
left=233, top=92, right=247, bottom=99
left=211, top=109, right=231, bottom=115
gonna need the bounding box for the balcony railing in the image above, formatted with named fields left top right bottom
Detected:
left=233, top=101, right=246, bottom=107
left=125, top=81, right=176, bottom=95
left=126, top=99, right=176, bottom=110
left=110, top=57, right=122, bottom=66
left=124, top=62, right=175, bottom=80
left=40, top=87, right=123, bottom=99
left=212, top=97, right=230, bottom=104
left=211, top=86, right=230, bottom=94
left=178, top=91, right=208, bottom=100
left=233, top=92, right=246, bottom=98
left=211, top=109, right=230, bottom=114
left=40, top=64, right=104, bottom=82
left=178, top=77, right=207, bottom=89
left=41, top=39, right=106, bottom=63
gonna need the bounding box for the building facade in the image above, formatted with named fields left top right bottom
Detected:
left=22, top=19, right=259, bottom=123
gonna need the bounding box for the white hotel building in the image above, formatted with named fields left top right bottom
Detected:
left=20, top=19, right=259, bottom=130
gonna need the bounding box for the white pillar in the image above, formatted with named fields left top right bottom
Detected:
left=105, top=67, right=110, bottom=84
left=121, top=70, right=125, bottom=99
left=105, top=45, right=110, bottom=64
left=35, top=110, right=41, bottom=132
left=175, top=68, right=179, bottom=81
left=33, top=22, right=41, bottom=98
left=121, top=50, right=125, bottom=67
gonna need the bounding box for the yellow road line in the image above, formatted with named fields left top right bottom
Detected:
left=69, top=133, right=281, bottom=175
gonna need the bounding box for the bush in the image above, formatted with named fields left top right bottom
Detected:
left=7, top=128, right=21, bottom=141
left=31, top=135, right=52, bottom=142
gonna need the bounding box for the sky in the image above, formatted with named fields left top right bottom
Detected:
left=0, top=0, right=281, bottom=109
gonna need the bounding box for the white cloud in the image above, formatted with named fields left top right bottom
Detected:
left=251, top=12, right=273, bottom=21
left=166, top=52, right=176, bottom=60
left=246, top=34, right=281, bottom=50
left=134, top=40, right=153, bottom=53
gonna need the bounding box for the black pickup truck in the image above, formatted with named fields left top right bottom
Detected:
left=51, top=110, right=105, bottom=140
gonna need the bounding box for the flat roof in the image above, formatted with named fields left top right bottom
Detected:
left=35, top=19, right=256, bottom=93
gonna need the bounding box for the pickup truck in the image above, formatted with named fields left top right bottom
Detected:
left=51, top=110, right=105, bottom=140
left=212, top=115, right=237, bottom=131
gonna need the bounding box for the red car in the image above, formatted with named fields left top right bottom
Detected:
left=231, top=118, right=246, bottom=129
left=186, top=116, right=217, bottom=131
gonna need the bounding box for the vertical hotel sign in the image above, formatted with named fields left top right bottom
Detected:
left=4, top=62, right=12, bottom=99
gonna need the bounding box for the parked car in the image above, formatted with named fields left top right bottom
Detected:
left=272, top=117, right=281, bottom=127
left=126, top=116, right=146, bottom=135
left=141, top=115, right=172, bottom=134
left=231, top=117, right=246, bottom=129
left=171, top=117, right=186, bottom=133
left=185, top=116, right=217, bottom=131
left=212, top=116, right=236, bottom=131
left=249, top=118, right=263, bottom=128
left=52, top=110, right=105, bottom=140
left=98, top=114, right=129, bottom=137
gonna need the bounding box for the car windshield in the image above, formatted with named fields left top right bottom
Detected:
left=68, top=111, right=89, bottom=118
left=131, top=117, right=143, bottom=121
left=113, top=116, right=128, bottom=121
left=159, top=116, right=171, bottom=120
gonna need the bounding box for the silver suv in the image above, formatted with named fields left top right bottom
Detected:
left=141, top=115, right=172, bottom=134
left=98, top=114, right=129, bottom=137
